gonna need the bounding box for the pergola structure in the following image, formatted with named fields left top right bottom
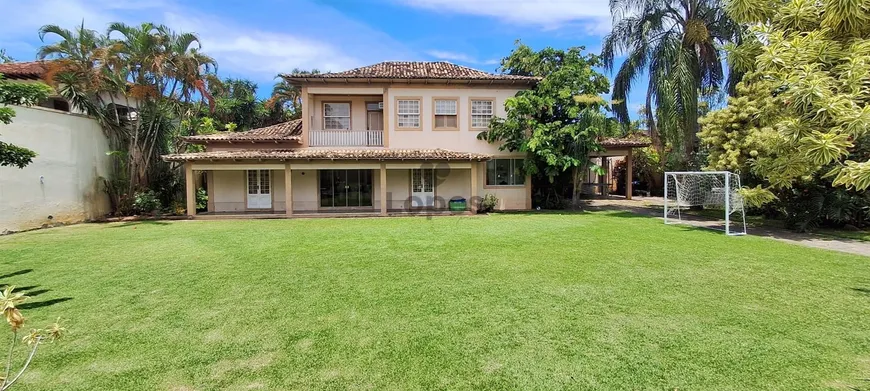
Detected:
left=596, top=136, right=652, bottom=200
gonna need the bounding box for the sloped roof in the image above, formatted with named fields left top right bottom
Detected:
left=600, top=136, right=651, bottom=148
left=183, top=119, right=303, bottom=143
left=283, top=61, right=539, bottom=83
left=162, top=148, right=492, bottom=162
left=0, top=61, right=47, bottom=80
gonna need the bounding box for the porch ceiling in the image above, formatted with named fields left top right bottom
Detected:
left=162, top=148, right=492, bottom=162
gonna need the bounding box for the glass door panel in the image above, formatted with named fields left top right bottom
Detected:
left=359, top=170, right=372, bottom=207
left=319, top=170, right=334, bottom=208
left=320, top=169, right=374, bottom=208
left=346, top=169, right=360, bottom=207
left=333, top=170, right=348, bottom=207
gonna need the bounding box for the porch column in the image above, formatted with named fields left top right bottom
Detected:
left=185, top=162, right=195, bottom=216
left=625, top=149, right=633, bottom=200
left=379, top=163, right=387, bottom=216
left=470, top=161, right=479, bottom=213
left=285, top=163, right=293, bottom=216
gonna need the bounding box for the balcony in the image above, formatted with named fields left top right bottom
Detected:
left=309, top=129, right=384, bottom=147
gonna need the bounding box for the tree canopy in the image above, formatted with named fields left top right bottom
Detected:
left=700, top=0, right=870, bottom=205
left=478, top=42, right=611, bottom=205
left=602, top=0, right=741, bottom=166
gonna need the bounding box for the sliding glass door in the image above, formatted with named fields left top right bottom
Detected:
left=320, top=169, right=373, bottom=208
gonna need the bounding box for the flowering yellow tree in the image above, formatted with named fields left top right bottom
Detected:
left=0, top=287, right=64, bottom=390
left=700, top=0, right=870, bottom=203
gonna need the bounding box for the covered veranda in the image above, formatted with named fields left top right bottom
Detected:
left=162, top=149, right=491, bottom=217
left=584, top=137, right=652, bottom=200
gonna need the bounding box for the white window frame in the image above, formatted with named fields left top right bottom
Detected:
left=396, top=98, right=421, bottom=130
left=433, top=98, right=459, bottom=130
left=486, top=158, right=525, bottom=187
left=470, top=99, right=495, bottom=129
left=323, top=102, right=351, bottom=130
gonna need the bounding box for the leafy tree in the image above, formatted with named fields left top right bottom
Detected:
left=0, top=286, right=65, bottom=390
left=602, top=0, right=741, bottom=166
left=700, top=0, right=870, bottom=205
left=207, top=77, right=267, bottom=131
left=478, top=43, right=611, bottom=207
left=0, top=74, right=52, bottom=168
left=37, top=22, right=217, bottom=212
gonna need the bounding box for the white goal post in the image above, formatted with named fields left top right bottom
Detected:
left=664, top=171, right=747, bottom=236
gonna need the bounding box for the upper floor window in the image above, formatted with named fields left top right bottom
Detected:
left=486, top=158, right=525, bottom=186
left=434, top=99, right=458, bottom=130
left=37, top=97, right=70, bottom=113
left=324, top=102, right=351, bottom=130
left=397, top=99, right=421, bottom=129
left=471, top=99, right=494, bottom=129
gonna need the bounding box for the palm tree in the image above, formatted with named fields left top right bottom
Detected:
left=159, top=26, right=216, bottom=104
left=270, top=68, right=320, bottom=119
left=39, top=21, right=218, bottom=194
left=37, top=23, right=114, bottom=113
left=601, top=0, right=741, bottom=166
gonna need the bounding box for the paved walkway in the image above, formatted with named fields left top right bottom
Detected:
left=581, top=197, right=870, bottom=257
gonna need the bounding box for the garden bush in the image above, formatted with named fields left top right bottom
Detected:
left=479, top=194, right=499, bottom=213
left=132, top=190, right=162, bottom=215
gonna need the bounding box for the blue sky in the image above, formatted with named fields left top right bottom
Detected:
left=0, top=0, right=646, bottom=114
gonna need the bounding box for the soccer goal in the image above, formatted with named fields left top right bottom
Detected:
left=664, top=171, right=747, bottom=236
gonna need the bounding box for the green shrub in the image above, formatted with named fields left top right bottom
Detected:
left=132, top=190, right=161, bottom=215
left=479, top=194, right=499, bottom=213
left=196, top=188, right=208, bottom=211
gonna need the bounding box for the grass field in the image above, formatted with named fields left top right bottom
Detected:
left=0, top=212, right=868, bottom=390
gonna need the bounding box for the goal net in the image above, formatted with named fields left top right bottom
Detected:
left=664, top=171, right=747, bottom=236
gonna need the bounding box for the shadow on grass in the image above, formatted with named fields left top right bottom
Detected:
left=0, top=270, right=72, bottom=309
left=108, top=220, right=172, bottom=228
left=19, top=297, right=72, bottom=310
left=0, top=270, right=33, bottom=280
left=852, top=287, right=870, bottom=297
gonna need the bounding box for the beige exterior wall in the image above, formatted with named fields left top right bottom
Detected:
left=385, top=86, right=524, bottom=155
left=0, top=106, right=111, bottom=232
left=212, top=170, right=246, bottom=212
left=309, top=94, right=383, bottom=131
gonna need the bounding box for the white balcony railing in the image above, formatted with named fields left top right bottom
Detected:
left=309, top=130, right=384, bottom=147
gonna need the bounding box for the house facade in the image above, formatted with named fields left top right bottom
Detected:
left=163, top=61, right=648, bottom=217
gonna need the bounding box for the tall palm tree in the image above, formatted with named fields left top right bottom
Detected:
left=159, top=26, right=216, bottom=104
left=37, top=22, right=114, bottom=113
left=601, top=0, right=741, bottom=165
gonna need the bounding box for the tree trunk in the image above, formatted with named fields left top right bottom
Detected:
left=572, top=166, right=583, bottom=209
left=645, top=95, right=664, bottom=157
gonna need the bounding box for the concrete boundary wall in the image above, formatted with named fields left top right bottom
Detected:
left=0, top=106, right=111, bottom=233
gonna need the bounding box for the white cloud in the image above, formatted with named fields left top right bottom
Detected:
left=425, top=50, right=500, bottom=66
left=401, top=0, right=611, bottom=33
left=0, top=0, right=415, bottom=87
left=162, top=12, right=360, bottom=77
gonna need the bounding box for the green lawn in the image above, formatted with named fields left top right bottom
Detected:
left=1, top=212, right=869, bottom=390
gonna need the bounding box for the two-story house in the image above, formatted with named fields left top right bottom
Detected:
left=163, top=61, right=648, bottom=217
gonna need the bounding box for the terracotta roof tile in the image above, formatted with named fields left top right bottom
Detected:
left=162, top=148, right=492, bottom=162
left=0, top=61, right=47, bottom=80
left=184, top=119, right=302, bottom=143
left=284, top=61, right=538, bottom=82
left=600, top=136, right=651, bottom=148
